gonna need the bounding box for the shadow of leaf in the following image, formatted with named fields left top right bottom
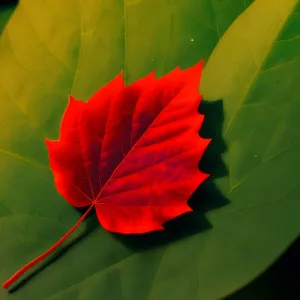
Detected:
left=190, top=99, right=229, bottom=213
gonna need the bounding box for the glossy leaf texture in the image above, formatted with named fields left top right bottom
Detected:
left=1, top=0, right=282, bottom=299
left=46, top=62, right=209, bottom=234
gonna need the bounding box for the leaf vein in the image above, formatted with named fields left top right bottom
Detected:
left=20, top=3, right=73, bottom=71
left=0, top=148, right=50, bottom=171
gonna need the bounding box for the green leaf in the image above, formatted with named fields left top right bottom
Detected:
left=200, top=0, right=300, bottom=295
left=4, top=0, right=296, bottom=300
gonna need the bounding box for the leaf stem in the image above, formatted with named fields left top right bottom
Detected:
left=2, top=203, right=95, bottom=289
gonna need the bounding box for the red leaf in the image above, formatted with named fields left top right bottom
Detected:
left=47, top=60, right=209, bottom=233
left=2, top=60, right=210, bottom=289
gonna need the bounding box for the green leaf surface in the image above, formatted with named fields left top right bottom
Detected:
left=2, top=0, right=299, bottom=300
left=201, top=0, right=300, bottom=295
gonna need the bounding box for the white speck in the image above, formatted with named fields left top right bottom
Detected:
left=254, top=154, right=258, bottom=158
left=190, top=38, right=194, bottom=42
left=151, top=58, right=154, bottom=61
